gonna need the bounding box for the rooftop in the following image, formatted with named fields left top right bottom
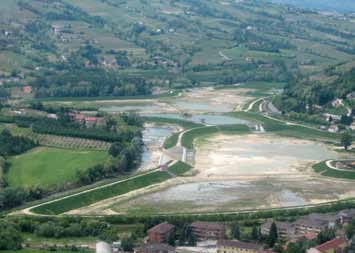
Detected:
left=217, top=240, right=261, bottom=250
left=148, top=222, right=175, bottom=234
left=315, top=238, right=347, bottom=252
left=135, top=243, right=175, bottom=253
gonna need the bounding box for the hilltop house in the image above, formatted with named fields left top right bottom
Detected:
left=190, top=222, right=225, bottom=241
left=148, top=223, right=175, bottom=244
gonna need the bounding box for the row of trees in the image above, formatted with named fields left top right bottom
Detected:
left=77, top=137, right=143, bottom=185
left=0, top=129, right=37, bottom=156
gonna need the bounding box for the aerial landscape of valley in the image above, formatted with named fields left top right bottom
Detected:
left=0, top=0, right=354, bottom=253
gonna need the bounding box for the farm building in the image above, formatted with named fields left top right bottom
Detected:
left=190, top=222, right=225, bottom=241
left=217, top=240, right=264, bottom=253
left=148, top=222, right=175, bottom=244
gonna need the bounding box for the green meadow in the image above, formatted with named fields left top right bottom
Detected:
left=7, top=147, right=108, bottom=188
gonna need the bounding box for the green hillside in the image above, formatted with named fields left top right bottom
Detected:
left=0, top=0, right=354, bottom=98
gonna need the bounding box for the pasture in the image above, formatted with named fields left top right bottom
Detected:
left=6, top=147, right=108, bottom=188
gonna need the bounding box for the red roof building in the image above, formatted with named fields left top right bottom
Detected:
left=307, top=238, right=348, bottom=253
left=23, top=85, right=32, bottom=94
left=148, top=223, right=175, bottom=244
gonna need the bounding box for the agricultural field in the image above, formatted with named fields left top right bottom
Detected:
left=0, top=123, right=111, bottom=150
left=6, top=147, right=109, bottom=189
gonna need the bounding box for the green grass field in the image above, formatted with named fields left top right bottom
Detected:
left=1, top=249, right=93, bottom=253
left=31, top=170, right=172, bottom=215
left=181, top=125, right=251, bottom=149
left=6, top=147, right=108, bottom=188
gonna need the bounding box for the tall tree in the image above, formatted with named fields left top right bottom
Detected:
left=231, top=223, right=241, bottom=240
left=267, top=222, right=278, bottom=247
left=341, top=131, right=353, bottom=150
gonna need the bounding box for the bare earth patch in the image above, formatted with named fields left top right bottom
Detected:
left=74, top=134, right=355, bottom=215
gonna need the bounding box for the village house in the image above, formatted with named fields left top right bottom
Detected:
left=261, top=220, right=295, bottom=239
left=307, top=237, right=348, bottom=253
left=323, top=113, right=342, bottom=122
left=347, top=92, right=355, bottom=100
left=332, top=98, right=344, bottom=108
left=190, top=222, right=225, bottom=241
left=328, top=124, right=339, bottom=133
left=148, top=222, right=175, bottom=244
left=217, top=240, right=264, bottom=253
left=23, top=85, right=32, bottom=94
left=134, top=243, right=175, bottom=253
left=68, top=112, right=103, bottom=128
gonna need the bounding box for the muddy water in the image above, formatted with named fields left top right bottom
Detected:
left=195, top=134, right=338, bottom=177
left=139, top=125, right=177, bottom=171
left=112, top=177, right=355, bottom=214
left=109, top=134, right=344, bottom=214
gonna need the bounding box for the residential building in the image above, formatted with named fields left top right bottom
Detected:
left=134, top=243, right=175, bottom=253
left=307, top=237, right=348, bottom=253
left=337, top=209, right=355, bottom=225
left=190, top=222, right=225, bottom=241
left=23, top=85, right=32, bottom=94
left=328, top=124, right=339, bottom=133
left=332, top=99, right=344, bottom=108
left=294, top=213, right=336, bottom=235
left=347, top=92, right=355, bottom=100
left=148, top=223, right=175, bottom=244
left=217, top=240, right=263, bottom=253
left=261, top=220, right=295, bottom=239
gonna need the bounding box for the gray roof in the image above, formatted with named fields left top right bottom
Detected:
left=135, top=243, right=175, bottom=253
left=217, top=240, right=261, bottom=250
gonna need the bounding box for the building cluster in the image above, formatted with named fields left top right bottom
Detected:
left=96, top=209, right=355, bottom=253
left=67, top=112, right=104, bottom=128
left=261, top=213, right=338, bottom=240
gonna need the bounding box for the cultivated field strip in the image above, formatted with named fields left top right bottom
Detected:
left=26, top=133, right=111, bottom=150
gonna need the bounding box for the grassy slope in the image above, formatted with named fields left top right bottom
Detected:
left=229, top=112, right=339, bottom=141
left=181, top=124, right=251, bottom=149
left=31, top=170, right=171, bottom=215
left=168, top=161, right=193, bottom=176
left=7, top=147, right=108, bottom=188
left=164, top=132, right=180, bottom=149
left=313, top=161, right=355, bottom=180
